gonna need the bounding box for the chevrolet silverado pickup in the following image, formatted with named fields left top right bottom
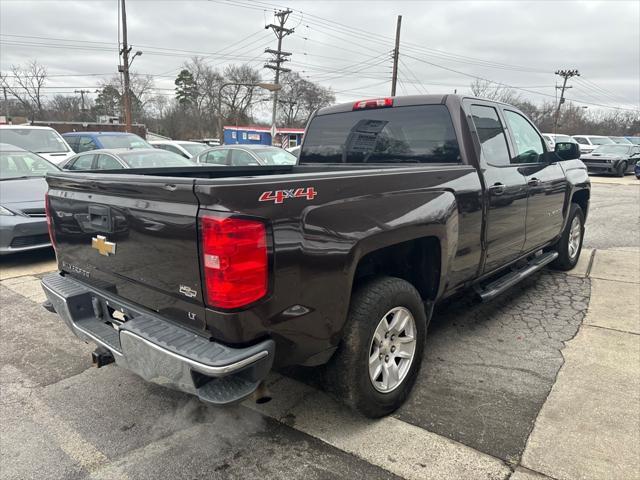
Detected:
left=42, top=95, right=589, bottom=417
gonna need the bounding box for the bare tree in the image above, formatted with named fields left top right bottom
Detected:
left=470, top=79, right=520, bottom=104
left=0, top=60, right=48, bottom=117
left=96, top=72, right=156, bottom=121
left=277, top=72, right=335, bottom=127
left=220, top=64, right=261, bottom=125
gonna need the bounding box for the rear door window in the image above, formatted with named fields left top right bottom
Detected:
left=230, top=149, right=259, bottom=166
left=300, top=105, right=461, bottom=164
left=205, top=149, right=229, bottom=165
left=469, top=105, right=511, bottom=167
left=68, top=154, right=95, bottom=170
left=95, top=154, right=123, bottom=170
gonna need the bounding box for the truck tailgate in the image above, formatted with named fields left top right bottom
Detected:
left=47, top=173, right=206, bottom=331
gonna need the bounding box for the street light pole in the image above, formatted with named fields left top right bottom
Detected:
left=217, top=82, right=281, bottom=144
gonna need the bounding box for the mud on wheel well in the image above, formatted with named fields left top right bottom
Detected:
left=353, top=237, right=441, bottom=301
left=571, top=189, right=590, bottom=219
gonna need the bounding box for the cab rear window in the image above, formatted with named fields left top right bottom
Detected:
left=300, top=105, right=461, bottom=164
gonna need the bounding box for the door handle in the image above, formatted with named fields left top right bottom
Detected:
left=528, top=177, right=541, bottom=187
left=489, top=183, right=506, bottom=195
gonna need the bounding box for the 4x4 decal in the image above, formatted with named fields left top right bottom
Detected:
left=259, top=187, right=317, bottom=204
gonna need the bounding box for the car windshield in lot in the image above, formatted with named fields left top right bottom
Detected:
left=553, top=134, right=575, bottom=143
left=178, top=142, right=208, bottom=156
left=0, top=150, right=59, bottom=179
left=588, top=136, right=614, bottom=145
left=119, top=150, right=196, bottom=168
left=301, top=105, right=461, bottom=164
left=253, top=148, right=297, bottom=165
left=98, top=134, right=151, bottom=149
left=592, top=145, right=632, bottom=155
left=0, top=128, right=70, bottom=154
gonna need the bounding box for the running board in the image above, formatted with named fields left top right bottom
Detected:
left=475, top=251, right=559, bottom=302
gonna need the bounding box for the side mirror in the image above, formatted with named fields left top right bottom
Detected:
left=554, top=142, right=581, bottom=160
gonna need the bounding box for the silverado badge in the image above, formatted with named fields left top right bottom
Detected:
left=92, top=235, right=116, bottom=256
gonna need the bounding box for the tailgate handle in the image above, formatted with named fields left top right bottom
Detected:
left=88, top=205, right=112, bottom=231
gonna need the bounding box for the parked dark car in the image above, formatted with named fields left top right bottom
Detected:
left=580, top=144, right=640, bottom=177
left=635, top=160, right=640, bottom=179
left=0, top=143, right=59, bottom=254
left=195, top=145, right=297, bottom=166
left=41, top=95, right=589, bottom=418
left=62, top=132, right=151, bottom=153
left=59, top=148, right=197, bottom=170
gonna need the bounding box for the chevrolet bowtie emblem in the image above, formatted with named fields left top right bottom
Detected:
left=92, top=235, right=116, bottom=256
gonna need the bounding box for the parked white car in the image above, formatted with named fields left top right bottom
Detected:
left=150, top=140, right=209, bottom=159
left=542, top=134, right=577, bottom=151
left=0, top=125, right=74, bottom=164
left=572, top=135, right=614, bottom=154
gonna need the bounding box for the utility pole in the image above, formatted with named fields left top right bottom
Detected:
left=119, top=0, right=132, bottom=132
left=74, top=89, right=90, bottom=111
left=391, top=15, right=402, bottom=97
left=553, top=69, right=579, bottom=134
left=264, top=9, right=293, bottom=144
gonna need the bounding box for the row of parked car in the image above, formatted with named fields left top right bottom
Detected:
left=0, top=125, right=297, bottom=255
left=542, top=133, right=640, bottom=177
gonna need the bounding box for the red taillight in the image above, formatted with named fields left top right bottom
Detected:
left=353, top=97, right=393, bottom=110
left=45, top=192, right=57, bottom=249
left=200, top=214, right=268, bottom=309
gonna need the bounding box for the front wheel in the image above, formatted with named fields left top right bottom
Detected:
left=550, top=203, right=585, bottom=271
left=616, top=161, right=628, bottom=177
left=325, top=276, right=427, bottom=418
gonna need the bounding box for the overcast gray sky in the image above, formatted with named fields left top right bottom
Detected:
left=1, top=0, right=638, bottom=114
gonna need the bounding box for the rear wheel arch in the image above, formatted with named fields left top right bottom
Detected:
left=351, top=236, right=442, bottom=302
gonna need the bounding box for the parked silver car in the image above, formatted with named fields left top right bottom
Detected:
left=59, top=148, right=197, bottom=170
left=0, top=143, right=59, bottom=254
left=195, top=145, right=297, bottom=166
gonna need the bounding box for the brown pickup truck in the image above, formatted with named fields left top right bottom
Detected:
left=42, top=94, right=589, bottom=417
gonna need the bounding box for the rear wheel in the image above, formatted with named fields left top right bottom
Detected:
left=326, top=276, right=427, bottom=418
left=616, top=161, right=628, bottom=177
left=550, top=203, right=585, bottom=271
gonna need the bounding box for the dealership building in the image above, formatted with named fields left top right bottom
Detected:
left=223, top=125, right=304, bottom=148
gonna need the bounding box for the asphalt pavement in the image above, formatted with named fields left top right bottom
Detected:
left=1, top=177, right=638, bottom=480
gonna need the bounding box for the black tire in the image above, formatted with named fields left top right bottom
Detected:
left=616, top=161, right=628, bottom=177
left=325, top=276, right=427, bottom=418
left=550, top=203, right=585, bottom=271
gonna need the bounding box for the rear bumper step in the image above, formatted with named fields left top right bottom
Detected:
left=475, top=251, right=559, bottom=302
left=41, top=272, right=275, bottom=405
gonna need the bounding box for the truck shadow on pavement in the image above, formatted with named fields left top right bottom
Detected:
left=397, top=271, right=590, bottom=464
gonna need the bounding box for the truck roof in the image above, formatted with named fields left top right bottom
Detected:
left=315, top=94, right=514, bottom=116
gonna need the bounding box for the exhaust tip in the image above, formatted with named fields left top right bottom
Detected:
left=252, top=381, right=272, bottom=404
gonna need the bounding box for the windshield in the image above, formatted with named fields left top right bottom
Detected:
left=253, top=148, right=297, bottom=165
left=98, top=134, right=151, bottom=149
left=0, top=128, right=70, bottom=154
left=300, top=105, right=461, bottom=164
left=0, top=151, right=59, bottom=179
left=178, top=143, right=208, bottom=156
left=592, top=145, right=631, bottom=155
left=119, top=150, right=196, bottom=168
left=588, top=137, right=614, bottom=145
left=627, top=137, right=640, bottom=145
